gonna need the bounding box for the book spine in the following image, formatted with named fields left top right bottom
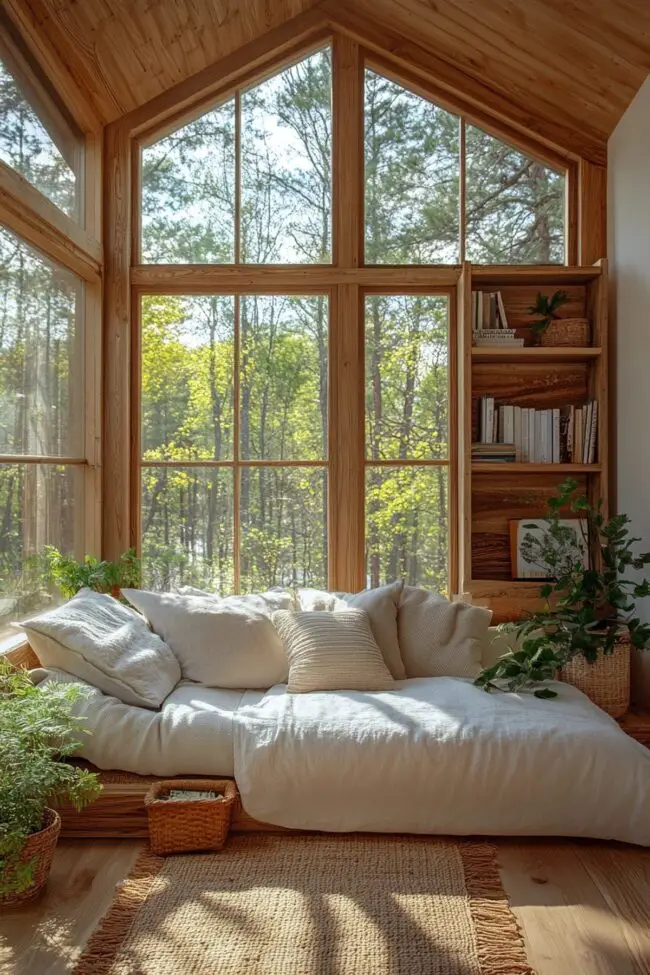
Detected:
left=498, top=405, right=505, bottom=444
left=589, top=400, right=598, bottom=463
left=553, top=408, right=560, bottom=464
left=583, top=402, right=592, bottom=465
left=486, top=397, right=495, bottom=444
left=514, top=406, right=522, bottom=462
left=496, top=291, right=509, bottom=329
left=521, top=408, right=529, bottom=463
left=529, top=410, right=536, bottom=464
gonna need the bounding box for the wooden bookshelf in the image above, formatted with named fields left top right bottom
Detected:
left=457, top=260, right=608, bottom=623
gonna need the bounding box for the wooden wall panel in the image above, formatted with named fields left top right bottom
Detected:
left=471, top=473, right=588, bottom=580
left=472, top=362, right=589, bottom=413
left=579, top=160, right=607, bottom=264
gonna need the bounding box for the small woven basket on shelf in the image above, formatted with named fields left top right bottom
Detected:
left=541, top=318, right=590, bottom=347
left=0, top=808, right=61, bottom=907
left=144, top=778, right=237, bottom=856
left=559, top=635, right=630, bottom=718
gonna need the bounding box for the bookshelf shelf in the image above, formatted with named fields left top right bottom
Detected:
left=458, top=259, right=608, bottom=623
left=472, top=463, right=602, bottom=474
left=471, top=347, right=601, bottom=363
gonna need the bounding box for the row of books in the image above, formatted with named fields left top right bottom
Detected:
left=475, top=398, right=598, bottom=464
left=472, top=290, right=509, bottom=330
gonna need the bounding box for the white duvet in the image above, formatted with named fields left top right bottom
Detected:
left=234, top=677, right=650, bottom=846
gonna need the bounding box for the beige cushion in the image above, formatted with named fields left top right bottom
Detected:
left=296, top=582, right=406, bottom=680
left=273, top=609, right=396, bottom=693
left=123, top=589, right=288, bottom=689
left=19, top=588, right=181, bottom=709
left=398, top=587, right=492, bottom=678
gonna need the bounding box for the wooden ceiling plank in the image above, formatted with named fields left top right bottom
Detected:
left=2, top=0, right=102, bottom=133
left=121, top=8, right=331, bottom=138
left=322, top=1, right=607, bottom=164
left=351, top=0, right=617, bottom=138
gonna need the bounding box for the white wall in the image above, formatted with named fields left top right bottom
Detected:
left=608, top=75, right=650, bottom=705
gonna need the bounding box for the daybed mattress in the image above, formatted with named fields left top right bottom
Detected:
left=234, top=677, right=650, bottom=846
left=43, top=669, right=263, bottom=776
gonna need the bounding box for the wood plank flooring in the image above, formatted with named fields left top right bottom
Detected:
left=1, top=839, right=650, bottom=974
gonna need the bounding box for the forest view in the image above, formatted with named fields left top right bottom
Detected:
left=0, top=43, right=565, bottom=631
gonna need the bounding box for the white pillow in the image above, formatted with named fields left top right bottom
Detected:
left=297, top=582, right=406, bottom=680
left=398, top=587, right=492, bottom=678
left=123, top=589, right=288, bottom=689
left=18, top=589, right=180, bottom=709
left=273, top=609, right=396, bottom=693
left=178, top=587, right=297, bottom=614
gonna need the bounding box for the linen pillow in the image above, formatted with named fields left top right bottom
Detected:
left=297, top=582, right=406, bottom=680
left=178, top=587, right=297, bottom=614
left=18, top=588, right=180, bottom=709
left=272, top=608, right=396, bottom=693
left=397, top=587, right=492, bottom=679
left=123, top=589, right=288, bottom=688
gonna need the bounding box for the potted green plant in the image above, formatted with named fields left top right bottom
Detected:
left=44, top=547, right=141, bottom=601
left=475, top=479, right=650, bottom=716
left=0, top=663, right=102, bottom=905
left=529, top=290, right=590, bottom=347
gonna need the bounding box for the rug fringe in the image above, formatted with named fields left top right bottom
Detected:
left=460, top=842, right=537, bottom=975
left=72, top=849, right=165, bottom=975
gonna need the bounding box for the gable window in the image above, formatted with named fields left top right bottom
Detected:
left=0, top=25, right=81, bottom=221
left=364, top=67, right=566, bottom=266
left=140, top=47, right=332, bottom=266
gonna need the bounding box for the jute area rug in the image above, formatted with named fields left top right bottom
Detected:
left=74, top=834, right=534, bottom=975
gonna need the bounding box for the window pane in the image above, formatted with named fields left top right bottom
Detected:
left=240, top=467, right=327, bottom=591
left=365, top=295, right=448, bottom=460
left=0, top=463, right=84, bottom=639
left=0, top=225, right=83, bottom=456
left=366, top=466, right=448, bottom=592
left=466, top=125, right=565, bottom=264
left=240, top=295, right=327, bottom=460
left=365, top=70, right=459, bottom=264
left=0, top=57, right=78, bottom=219
left=141, top=295, right=234, bottom=462
left=241, top=48, right=332, bottom=264
left=141, top=466, right=234, bottom=592
left=141, top=99, right=235, bottom=263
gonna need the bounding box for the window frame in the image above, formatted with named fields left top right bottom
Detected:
left=0, top=11, right=102, bottom=650
left=122, top=29, right=585, bottom=597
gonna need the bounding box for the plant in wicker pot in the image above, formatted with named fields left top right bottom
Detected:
left=475, top=479, right=650, bottom=716
left=529, top=290, right=590, bottom=347
left=0, top=663, right=102, bottom=905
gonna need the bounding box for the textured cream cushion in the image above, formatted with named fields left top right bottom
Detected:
left=273, top=609, right=396, bottom=693
left=19, top=589, right=180, bottom=709
left=296, top=582, right=406, bottom=680
left=123, top=589, right=288, bottom=689
left=398, top=587, right=492, bottom=678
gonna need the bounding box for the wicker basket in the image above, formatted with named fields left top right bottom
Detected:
left=541, top=318, right=590, bottom=347
left=0, top=808, right=61, bottom=907
left=144, top=778, right=237, bottom=856
left=559, top=635, right=630, bottom=718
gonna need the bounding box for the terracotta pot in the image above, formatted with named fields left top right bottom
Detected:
left=0, top=808, right=61, bottom=907
left=540, top=318, right=590, bottom=347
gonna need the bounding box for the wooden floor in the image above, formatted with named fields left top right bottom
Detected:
left=1, top=839, right=650, bottom=974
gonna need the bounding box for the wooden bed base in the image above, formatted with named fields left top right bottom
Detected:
left=55, top=769, right=288, bottom=838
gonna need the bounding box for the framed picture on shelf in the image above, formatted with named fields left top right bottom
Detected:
left=509, top=518, right=589, bottom=580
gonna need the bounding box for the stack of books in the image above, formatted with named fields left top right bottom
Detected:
left=472, top=443, right=517, bottom=464
left=472, top=290, right=524, bottom=348
left=476, top=397, right=598, bottom=464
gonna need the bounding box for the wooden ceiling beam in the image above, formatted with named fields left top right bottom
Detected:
left=319, top=0, right=607, bottom=165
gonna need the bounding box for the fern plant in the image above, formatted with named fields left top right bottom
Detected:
left=475, top=479, right=650, bottom=699
left=0, top=663, right=102, bottom=897
left=44, top=547, right=141, bottom=600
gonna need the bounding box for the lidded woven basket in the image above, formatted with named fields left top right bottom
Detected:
left=541, top=318, right=590, bottom=347
left=144, top=778, right=237, bottom=856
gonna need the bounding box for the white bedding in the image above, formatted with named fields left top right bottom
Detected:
left=234, top=677, right=650, bottom=845
left=43, top=669, right=263, bottom=776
